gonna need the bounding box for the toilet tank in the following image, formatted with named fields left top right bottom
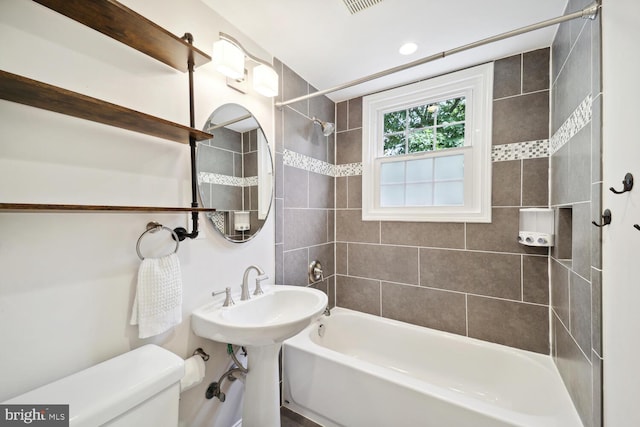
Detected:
left=4, top=345, right=184, bottom=427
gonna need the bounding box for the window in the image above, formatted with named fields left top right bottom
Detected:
left=362, top=63, right=493, bottom=222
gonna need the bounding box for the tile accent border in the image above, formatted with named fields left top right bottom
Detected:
left=207, top=212, right=225, bottom=232
left=335, top=162, right=363, bottom=177
left=284, top=140, right=550, bottom=178
left=198, top=172, right=258, bottom=187
left=283, top=149, right=363, bottom=177
left=550, top=95, right=592, bottom=155
left=492, top=140, right=549, bottom=162
left=283, top=149, right=335, bottom=176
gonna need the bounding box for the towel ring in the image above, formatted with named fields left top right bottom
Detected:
left=136, top=222, right=179, bottom=260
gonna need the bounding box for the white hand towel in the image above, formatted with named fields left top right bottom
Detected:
left=130, top=253, right=183, bottom=339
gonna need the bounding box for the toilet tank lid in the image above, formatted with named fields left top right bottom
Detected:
left=4, top=345, right=184, bottom=427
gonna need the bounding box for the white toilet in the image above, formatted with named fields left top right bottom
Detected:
left=4, top=345, right=184, bottom=427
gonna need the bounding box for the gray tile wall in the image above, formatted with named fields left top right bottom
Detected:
left=334, top=48, right=551, bottom=355
left=276, top=37, right=600, bottom=425
left=550, top=1, right=602, bottom=426
left=197, top=128, right=243, bottom=212
left=274, top=59, right=336, bottom=301
left=274, top=12, right=601, bottom=425
left=240, top=129, right=264, bottom=239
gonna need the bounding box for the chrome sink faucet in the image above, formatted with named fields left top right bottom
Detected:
left=241, top=265, right=268, bottom=301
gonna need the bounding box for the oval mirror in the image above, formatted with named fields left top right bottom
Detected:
left=197, top=104, right=273, bottom=242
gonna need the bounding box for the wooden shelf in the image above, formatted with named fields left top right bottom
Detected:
left=33, top=0, right=211, bottom=72
left=0, top=70, right=213, bottom=144
left=2, top=2, right=216, bottom=218
left=0, top=203, right=217, bottom=213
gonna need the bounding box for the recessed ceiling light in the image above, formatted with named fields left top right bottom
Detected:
left=399, top=42, right=418, bottom=55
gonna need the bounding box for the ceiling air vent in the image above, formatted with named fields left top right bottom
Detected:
left=342, top=0, right=383, bottom=14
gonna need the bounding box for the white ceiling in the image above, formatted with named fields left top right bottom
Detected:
left=202, top=0, right=569, bottom=102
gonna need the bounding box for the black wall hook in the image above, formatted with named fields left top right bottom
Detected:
left=592, top=209, right=612, bottom=227
left=610, top=173, right=634, bottom=194
left=634, top=224, right=640, bottom=231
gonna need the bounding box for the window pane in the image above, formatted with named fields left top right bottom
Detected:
left=383, top=134, right=406, bottom=156
left=406, top=158, right=433, bottom=182
left=434, top=154, right=464, bottom=181
left=436, top=97, right=466, bottom=124
left=384, top=111, right=406, bottom=133
left=380, top=161, right=405, bottom=184
left=363, top=63, right=493, bottom=222
left=408, top=129, right=434, bottom=153
left=380, top=184, right=405, bottom=206
left=436, top=124, right=465, bottom=149
left=407, top=105, right=432, bottom=129
left=434, top=181, right=464, bottom=205
left=406, top=183, right=433, bottom=206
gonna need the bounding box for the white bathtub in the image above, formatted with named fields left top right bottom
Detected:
left=282, top=308, right=582, bottom=427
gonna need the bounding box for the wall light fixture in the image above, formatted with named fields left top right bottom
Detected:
left=212, top=32, right=279, bottom=98
left=212, top=39, right=245, bottom=80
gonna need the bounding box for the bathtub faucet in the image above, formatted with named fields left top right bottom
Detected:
left=241, top=265, right=268, bottom=301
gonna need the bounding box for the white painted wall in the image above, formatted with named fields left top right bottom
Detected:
left=0, top=1, right=275, bottom=425
left=602, top=0, right=640, bottom=425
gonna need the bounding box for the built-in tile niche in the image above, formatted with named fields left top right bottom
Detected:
left=553, top=207, right=573, bottom=266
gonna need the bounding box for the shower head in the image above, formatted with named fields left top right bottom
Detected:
left=312, top=117, right=335, bottom=136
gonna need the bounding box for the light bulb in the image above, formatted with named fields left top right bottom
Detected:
left=212, top=39, right=245, bottom=80
left=253, top=64, right=279, bottom=97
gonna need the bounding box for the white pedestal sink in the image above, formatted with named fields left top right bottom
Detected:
left=191, top=285, right=328, bottom=427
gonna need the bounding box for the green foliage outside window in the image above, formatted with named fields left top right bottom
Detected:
left=383, top=97, right=466, bottom=156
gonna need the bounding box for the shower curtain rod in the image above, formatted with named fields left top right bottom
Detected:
left=275, top=1, right=600, bottom=108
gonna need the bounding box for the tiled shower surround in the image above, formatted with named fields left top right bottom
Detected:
left=275, top=32, right=601, bottom=426
left=333, top=48, right=551, bottom=354
left=276, top=49, right=551, bottom=349
left=274, top=58, right=336, bottom=298
left=550, top=0, right=603, bottom=426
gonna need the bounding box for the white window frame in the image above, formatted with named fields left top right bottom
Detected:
left=362, top=63, right=493, bottom=223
